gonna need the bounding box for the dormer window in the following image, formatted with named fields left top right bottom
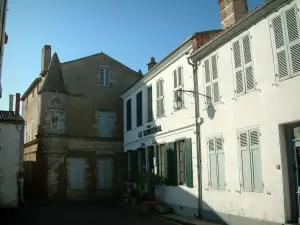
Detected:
left=99, top=67, right=110, bottom=87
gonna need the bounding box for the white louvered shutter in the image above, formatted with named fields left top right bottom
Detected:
left=249, top=129, right=263, bottom=192
left=216, top=136, right=225, bottom=190
left=239, top=131, right=252, bottom=191
left=233, top=40, right=244, bottom=94
left=208, top=138, right=217, bottom=189
left=272, top=15, right=289, bottom=79
left=204, top=59, right=212, bottom=106
left=156, top=81, right=160, bottom=118
left=211, top=55, right=220, bottom=103
left=160, top=80, right=164, bottom=116
left=285, top=6, right=300, bottom=76
left=242, top=35, right=255, bottom=91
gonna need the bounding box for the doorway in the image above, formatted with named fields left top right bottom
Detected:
left=284, top=123, right=300, bottom=223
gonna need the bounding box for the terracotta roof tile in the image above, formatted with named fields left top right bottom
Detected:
left=0, top=111, right=24, bottom=122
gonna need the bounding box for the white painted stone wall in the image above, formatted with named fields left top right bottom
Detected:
left=196, top=1, right=300, bottom=223
left=123, top=42, right=201, bottom=216
left=0, top=122, right=24, bottom=206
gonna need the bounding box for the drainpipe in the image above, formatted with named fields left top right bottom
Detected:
left=188, top=58, right=203, bottom=218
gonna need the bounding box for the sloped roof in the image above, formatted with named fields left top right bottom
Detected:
left=0, top=111, right=24, bottom=123
left=39, top=53, right=68, bottom=94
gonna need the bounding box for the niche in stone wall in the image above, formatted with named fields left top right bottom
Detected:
left=45, top=92, right=66, bottom=134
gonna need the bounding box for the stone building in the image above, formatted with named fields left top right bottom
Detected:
left=22, top=45, right=141, bottom=200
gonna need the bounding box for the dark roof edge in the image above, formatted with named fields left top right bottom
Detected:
left=62, top=52, right=139, bottom=75
left=190, top=0, right=292, bottom=61
left=21, top=77, right=42, bottom=101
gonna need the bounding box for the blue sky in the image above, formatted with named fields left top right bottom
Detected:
left=0, top=0, right=263, bottom=110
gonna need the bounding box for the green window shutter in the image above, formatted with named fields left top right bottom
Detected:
left=169, top=142, right=178, bottom=186
left=208, top=138, right=218, bottom=189
left=239, top=131, right=252, bottom=192
left=184, top=138, right=193, bottom=188
left=156, top=145, right=160, bottom=175
left=216, top=137, right=225, bottom=190
left=249, top=129, right=264, bottom=193
left=131, top=151, right=138, bottom=182
left=164, top=143, right=169, bottom=184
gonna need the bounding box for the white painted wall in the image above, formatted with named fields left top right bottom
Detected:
left=122, top=42, right=200, bottom=216
left=197, top=1, right=300, bottom=223
left=0, top=122, right=24, bottom=207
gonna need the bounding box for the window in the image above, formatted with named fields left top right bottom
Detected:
left=238, top=128, right=263, bottom=192
left=147, top=86, right=153, bottom=122
left=126, top=99, right=132, bottom=131
left=207, top=136, right=225, bottom=190
left=173, top=66, right=184, bottom=109
left=204, top=55, right=220, bottom=105
left=136, top=91, right=143, bottom=127
left=156, top=79, right=164, bottom=118
left=232, top=34, right=255, bottom=95
left=29, top=119, right=33, bottom=141
left=51, top=117, right=59, bottom=133
left=97, top=111, right=116, bottom=137
left=99, top=67, right=110, bottom=87
left=156, top=139, right=193, bottom=187
left=271, top=5, right=300, bottom=80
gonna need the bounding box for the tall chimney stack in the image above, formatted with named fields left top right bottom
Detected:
left=218, top=0, right=248, bottom=30
left=9, top=94, right=13, bottom=111
left=147, top=57, right=157, bottom=71
left=41, top=45, right=51, bottom=73
left=15, top=93, right=20, bottom=115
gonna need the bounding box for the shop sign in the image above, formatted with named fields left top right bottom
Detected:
left=138, top=125, right=162, bottom=138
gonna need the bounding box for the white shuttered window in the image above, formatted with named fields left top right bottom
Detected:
left=173, top=66, right=184, bottom=109
left=99, top=68, right=110, bottom=87
left=271, top=5, right=300, bottom=80
left=207, top=136, right=225, bottom=190
left=203, top=54, right=220, bottom=106
left=156, top=79, right=165, bottom=118
left=232, top=34, right=255, bottom=95
left=238, top=128, right=263, bottom=193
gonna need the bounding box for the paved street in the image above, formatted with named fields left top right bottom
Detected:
left=1, top=201, right=177, bottom=225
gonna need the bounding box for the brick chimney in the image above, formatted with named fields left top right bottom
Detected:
left=15, top=93, right=20, bottom=115
left=147, top=57, right=157, bottom=71
left=218, top=0, right=248, bottom=30
left=41, top=45, right=51, bottom=73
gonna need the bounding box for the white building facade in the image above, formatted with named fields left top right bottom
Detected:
left=190, top=0, right=300, bottom=224
left=122, top=38, right=202, bottom=217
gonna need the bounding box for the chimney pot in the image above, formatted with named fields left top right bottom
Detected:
left=9, top=94, right=13, bottom=111
left=147, top=57, right=157, bottom=71
left=41, top=45, right=51, bottom=73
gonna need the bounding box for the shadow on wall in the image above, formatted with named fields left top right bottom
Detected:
left=23, top=156, right=48, bottom=202
left=155, top=181, right=228, bottom=225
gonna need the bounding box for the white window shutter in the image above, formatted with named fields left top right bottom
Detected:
left=285, top=6, right=300, bottom=76
left=173, top=70, right=177, bottom=89
left=242, top=35, right=255, bottom=91
left=178, top=66, right=183, bottom=86
left=204, top=59, right=212, bottom=105
left=208, top=138, right=217, bottom=189
left=216, top=136, right=225, bottom=190
left=272, top=15, right=289, bottom=79
left=160, top=80, right=164, bottom=116
left=233, top=40, right=244, bottom=94
left=249, top=129, right=263, bottom=192
left=100, top=69, right=104, bottom=86
left=211, top=55, right=220, bottom=103
left=239, top=131, right=252, bottom=191
left=105, top=69, right=110, bottom=87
